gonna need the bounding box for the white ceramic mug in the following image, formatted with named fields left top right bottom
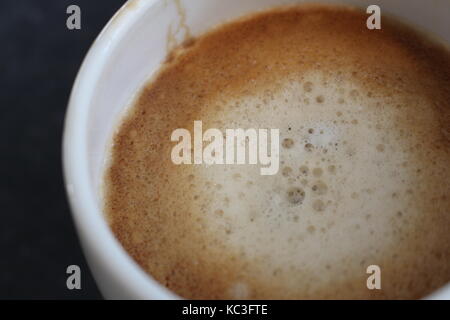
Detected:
left=63, top=0, right=450, bottom=299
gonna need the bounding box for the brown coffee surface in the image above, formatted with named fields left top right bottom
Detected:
left=104, top=4, right=450, bottom=299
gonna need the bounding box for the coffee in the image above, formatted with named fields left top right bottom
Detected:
left=104, top=4, right=450, bottom=299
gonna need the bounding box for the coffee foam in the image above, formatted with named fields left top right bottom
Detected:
left=105, top=5, right=450, bottom=299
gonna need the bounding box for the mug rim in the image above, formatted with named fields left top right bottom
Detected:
left=63, top=0, right=178, bottom=299
left=63, top=0, right=450, bottom=300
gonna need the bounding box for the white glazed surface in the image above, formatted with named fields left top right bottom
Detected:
left=63, top=0, right=450, bottom=299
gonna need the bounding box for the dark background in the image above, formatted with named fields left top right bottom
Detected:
left=0, top=0, right=128, bottom=299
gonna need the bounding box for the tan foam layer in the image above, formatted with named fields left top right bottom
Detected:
left=104, top=4, right=450, bottom=299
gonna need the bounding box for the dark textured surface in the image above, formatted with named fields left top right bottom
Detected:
left=0, top=0, right=127, bottom=299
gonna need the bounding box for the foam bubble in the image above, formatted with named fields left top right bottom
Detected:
left=286, top=187, right=306, bottom=205
left=313, top=168, right=323, bottom=177
left=304, top=81, right=313, bottom=92
left=311, top=181, right=328, bottom=195
left=304, top=143, right=314, bottom=152
left=313, top=200, right=326, bottom=212
left=282, top=166, right=293, bottom=177
left=282, top=138, right=294, bottom=149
